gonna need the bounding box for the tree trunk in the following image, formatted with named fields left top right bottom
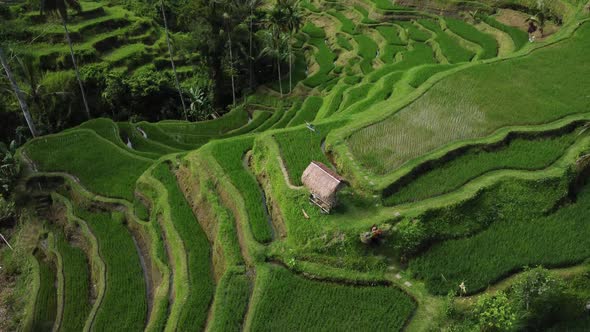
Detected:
left=161, top=0, right=188, bottom=120
left=249, top=6, right=254, bottom=90
left=0, top=46, right=37, bottom=137
left=228, top=33, right=236, bottom=106
left=289, top=42, right=292, bottom=93
left=62, top=18, right=90, bottom=119
left=277, top=56, right=283, bottom=96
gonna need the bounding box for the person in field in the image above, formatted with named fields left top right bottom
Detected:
left=528, top=21, right=537, bottom=42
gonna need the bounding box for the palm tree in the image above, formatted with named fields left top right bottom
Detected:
left=40, top=0, right=90, bottom=119
left=222, top=11, right=237, bottom=106
left=260, top=29, right=288, bottom=96
left=282, top=0, right=303, bottom=93
left=0, top=47, right=37, bottom=137
left=247, top=0, right=263, bottom=90
left=160, top=0, right=188, bottom=120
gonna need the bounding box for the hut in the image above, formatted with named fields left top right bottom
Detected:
left=301, top=161, right=345, bottom=213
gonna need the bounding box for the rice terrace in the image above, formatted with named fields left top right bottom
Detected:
left=2, top=0, right=590, bottom=330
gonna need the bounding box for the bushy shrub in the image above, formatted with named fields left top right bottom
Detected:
left=473, top=292, right=518, bottom=331
left=509, top=267, right=578, bottom=329
left=394, top=219, right=426, bottom=259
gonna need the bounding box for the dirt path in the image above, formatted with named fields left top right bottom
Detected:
left=277, top=156, right=304, bottom=190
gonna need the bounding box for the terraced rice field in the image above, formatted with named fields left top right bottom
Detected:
left=10, top=0, right=590, bottom=330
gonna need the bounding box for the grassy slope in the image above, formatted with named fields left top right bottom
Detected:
left=349, top=23, right=590, bottom=175
left=409, top=176, right=590, bottom=295
left=207, top=270, right=251, bottom=332
left=75, top=208, right=147, bottom=331
left=209, top=138, right=273, bottom=243
left=54, top=232, right=92, bottom=332
left=151, top=163, right=214, bottom=331
left=385, top=128, right=580, bottom=205
left=32, top=255, right=57, bottom=332
left=24, top=130, right=151, bottom=201
left=248, top=265, right=416, bottom=331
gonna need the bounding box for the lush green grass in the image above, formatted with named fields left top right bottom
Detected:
left=254, top=109, right=286, bottom=133
left=77, top=118, right=159, bottom=159
left=74, top=208, right=146, bottom=331
left=335, top=34, right=353, bottom=51
left=274, top=122, right=344, bottom=186
left=445, top=18, right=498, bottom=60
left=377, top=25, right=405, bottom=45
left=407, top=64, right=458, bottom=88
left=248, top=265, right=416, bottom=331
left=288, top=96, right=324, bottom=127
left=349, top=23, right=590, bottom=175
left=346, top=71, right=404, bottom=115
left=353, top=5, right=378, bottom=24
left=366, top=43, right=435, bottom=82
left=157, top=106, right=249, bottom=137
left=369, top=0, right=406, bottom=11
left=210, top=138, right=273, bottom=243
left=397, top=21, right=430, bottom=42
left=340, top=83, right=372, bottom=112
left=380, top=44, right=405, bottom=64
left=273, top=99, right=303, bottom=129
left=24, top=130, right=151, bottom=201
left=152, top=163, right=214, bottom=331
left=418, top=19, right=475, bottom=63
left=32, top=254, right=57, bottom=332
left=133, top=196, right=150, bottom=221
left=353, top=35, right=378, bottom=74
left=329, top=10, right=357, bottom=35
left=135, top=122, right=195, bottom=150
left=103, top=43, right=147, bottom=63
left=228, top=111, right=272, bottom=135
left=302, top=23, right=337, bottom=88
left=484, top=16, right=529, bottom=50
left=316, top=81, right=349, bottom=119
left=384, top=128, right=580, bottom=205
left=208, top=270, right=251, bottom=332
left=55, top=232, right=92, bottom=332
left=409, top=176, right=590, bottom=295
left=118, top=122, right=180, bottom=156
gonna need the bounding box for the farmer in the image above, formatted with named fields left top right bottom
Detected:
left=528, top=21, right=537, bottom=42
left=370, top=224, right=382, bottom=238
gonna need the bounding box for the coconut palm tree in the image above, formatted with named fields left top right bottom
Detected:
left=0, top=46, right=37, bottom=137
left=160, top=0, right=188, bottom=120
left=222, top=11, right=238, bottom=106
left=281, top=0, right=303, bottom=93
left=246, top=0, right=264, bottom=90
left=260, top=29, right=289, bottom=96
left=40, top=0, right=90, bottom=119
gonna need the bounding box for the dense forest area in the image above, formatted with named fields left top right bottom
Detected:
left=0, top=0, right=302, bottom=143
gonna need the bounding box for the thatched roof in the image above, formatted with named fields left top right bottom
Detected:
left=301, top=161, right=344, bottom=200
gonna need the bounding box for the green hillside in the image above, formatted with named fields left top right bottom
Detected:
left=2, top=0, right=590, bottom=331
